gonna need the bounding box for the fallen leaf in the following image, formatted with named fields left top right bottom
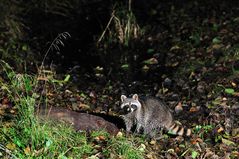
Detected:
left=79, top=103, right=91, bottom=110
left=143, top=58, right=158, bottom=65
left=224, top=88, right=235, bottom=95
left=231, top=82, right=237, bottom=87
left=175, top=102, right=183, bottom=113
left=221, top=138, right=236, bottom=146
left=146, top=153, right=154, bottom=159
left=191, top=150, right=198, bottom=159
left=116, top=131, right=123, bottom=138
left=189, top=106, right=199, bottom=112
left=24, top=146, right=31, bottom=155
left=212, top=37, right=221, bottom=44
left=171, top=61, right=179, bottom=67
left=170, top=45, right=180, bottom=51
left=212, top=44, right=223, bottom=49
left=191, top=139, right=197, bottom=145
left=98, top=135, right=106, bottom=141
left=222, top=97, right=227, bottom=101
left=233, top=92, right=239, bottom=97
left=6, top=143, right=16, bottom=150
left=10, top=109, right=16, bottom=114
left=196, top=138, right=203, bottom=143
left=138, top=144, right=146, bottom=152
left=231, top=151, right=239, bottom=158
left=149, top=140, right=156, bottom=145
left=217, top=127, right=224, bottom=133
left=142, top=65, right=149, bottom=71
left=94, top=135, right=105, bottom=142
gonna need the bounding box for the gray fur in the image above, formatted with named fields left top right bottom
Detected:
left=120, top=94, right=191, bottom=138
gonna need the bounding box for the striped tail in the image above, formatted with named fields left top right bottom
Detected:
left=167, top=122, right=191, bottom=137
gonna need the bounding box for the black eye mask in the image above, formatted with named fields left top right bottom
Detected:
left=119, top=103, right=138, bottom=115
left=131, top=104, right=137, bottom=111
left=123, top=105, right=131, bottom=113
left=124, top=104, right=137, bottom=113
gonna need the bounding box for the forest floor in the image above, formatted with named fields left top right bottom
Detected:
left=0, top=0, right=239, bottom=158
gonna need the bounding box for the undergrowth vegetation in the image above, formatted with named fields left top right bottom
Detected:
left=0, top=61, right=145, bottom=158
left=0, top=1, right=239, bottom=159
left=98, top=1, right=143, bottom=47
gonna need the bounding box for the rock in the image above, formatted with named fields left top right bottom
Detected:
left=69, top=97, right=77, bottom=102
left=163, top=77, right=172, bottom=87
left=37, top=106, right=119, bottom=135
left=175, top=102, right=183, bottom=114
left=170, top=93, right=179, bottom=101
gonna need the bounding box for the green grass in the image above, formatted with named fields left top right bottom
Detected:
left=0, top=61, right=145, bottom=158
left=109, top=137, right=145, bottom=159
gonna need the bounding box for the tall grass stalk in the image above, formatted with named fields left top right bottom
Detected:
left=97, top=0, right=142, bottom=46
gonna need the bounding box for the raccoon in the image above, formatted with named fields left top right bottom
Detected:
left=120, top=94, right=191, bottom=138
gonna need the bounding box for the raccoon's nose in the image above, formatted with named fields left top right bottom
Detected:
left=118, top=109, right=127, bottom=115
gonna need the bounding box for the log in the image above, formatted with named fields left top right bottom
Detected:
left=37, top=106, right=119, bottom=135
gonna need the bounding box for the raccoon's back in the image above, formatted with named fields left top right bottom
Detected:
left=141, top=97, right=191, bottom=137
left=140, top=97, right=173, bottom=121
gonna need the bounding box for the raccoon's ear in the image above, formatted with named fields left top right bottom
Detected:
left=121, top=95, right=127, bottom=102
left=132, top=94, right=138, bottom=100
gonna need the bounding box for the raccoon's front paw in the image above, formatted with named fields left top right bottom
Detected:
left=126, top=125, right=133, bottom=132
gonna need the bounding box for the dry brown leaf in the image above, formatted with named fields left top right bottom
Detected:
left=191, top=138, right=203, bottom=145
left=94, top=135, right=106, bottom=142
left=24, top=146, right=31, bottom=155
left=189, top=106, right=199, bottom=112
left=175, top=102, right=183, bottom=113
left=98, top=135, right=106, bottom=141
left=231, top=82, right=237, bottom=87
left=217, top=127, right=224, bottom=133
left=79, top=103, right=91, bottom=110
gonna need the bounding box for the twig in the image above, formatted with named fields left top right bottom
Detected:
left=97, top=10, right=115, bottom=44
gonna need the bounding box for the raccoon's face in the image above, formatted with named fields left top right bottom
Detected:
left=119, top=94, right=141, bottom=115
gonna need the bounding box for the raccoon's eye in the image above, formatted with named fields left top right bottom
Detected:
left=123, top=106, right=131, bottom=113
left=131, top=104, right=137, bottom=110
